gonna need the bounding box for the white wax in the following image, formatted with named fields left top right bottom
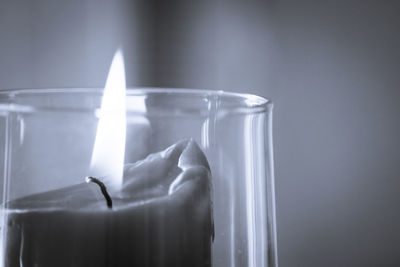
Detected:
left=3, top=140, right=213, bottom=267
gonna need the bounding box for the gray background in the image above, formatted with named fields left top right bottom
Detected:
left=1, top=0, right=400, bottom=266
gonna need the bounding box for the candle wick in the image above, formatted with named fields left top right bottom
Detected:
left=85, top=176, right=113, bottom=209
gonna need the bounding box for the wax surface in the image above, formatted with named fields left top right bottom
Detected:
left=3, top=140, right=213, bottom=267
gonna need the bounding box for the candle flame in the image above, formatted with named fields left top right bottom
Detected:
left=90, top=49, right=126, bottom=190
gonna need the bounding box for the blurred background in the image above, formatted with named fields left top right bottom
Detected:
left=1, top=0, right=400, bottom=266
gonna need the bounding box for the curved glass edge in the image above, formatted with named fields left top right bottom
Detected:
left=0, top=88, right=272, bottom=115
left=266, top=105, right=278, bottom=267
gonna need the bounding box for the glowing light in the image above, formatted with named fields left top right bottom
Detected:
left=90, top=49, right=126, bottom=190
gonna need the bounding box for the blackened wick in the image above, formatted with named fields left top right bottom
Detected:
left=85, top=176, right=113, bottom=209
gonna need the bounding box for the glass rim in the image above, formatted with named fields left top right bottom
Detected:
left=0, top=87, right=272, bottom=114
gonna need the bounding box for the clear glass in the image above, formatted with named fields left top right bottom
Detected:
left=0, top=88, right=277, bottom=267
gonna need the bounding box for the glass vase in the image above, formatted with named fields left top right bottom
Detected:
left=0, top=88, right=277, bottom=267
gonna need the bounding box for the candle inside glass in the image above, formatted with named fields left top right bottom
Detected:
left=0, top=88, right=277, bottom=267
left=3, top=140, right=213, bottom=267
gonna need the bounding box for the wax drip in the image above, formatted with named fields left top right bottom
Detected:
left=85, top=176, right=113, bottom=209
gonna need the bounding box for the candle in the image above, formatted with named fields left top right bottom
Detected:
left=3, top=139, right=213, bottom=266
